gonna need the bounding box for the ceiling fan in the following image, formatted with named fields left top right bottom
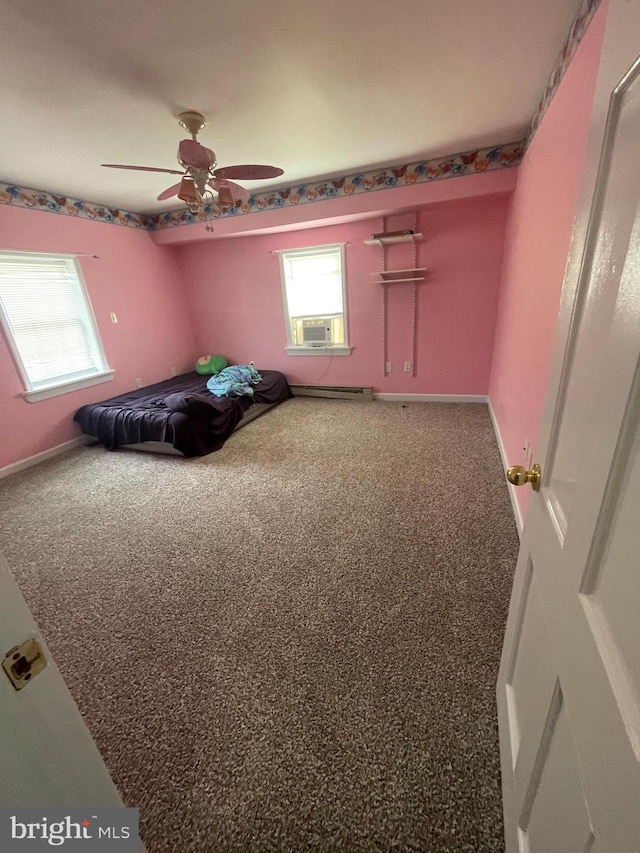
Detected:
left=101, top=111, right=284, bottom=213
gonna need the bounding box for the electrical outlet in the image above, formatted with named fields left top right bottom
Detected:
left=385, top=362, right=392, bottom=373
left=404, top=361, right=413, bottom=373
left=170, top=365, right=177, bottom=377
left=135, top=378, right=142, bottom=388
left=109, top=312, right=118, bottom=324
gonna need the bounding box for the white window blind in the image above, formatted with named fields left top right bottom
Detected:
left=0, top=253, right=108, bottom=392
left=279, top=244, right=349, bottom=351
left=282, top=246, right=344, bottom=317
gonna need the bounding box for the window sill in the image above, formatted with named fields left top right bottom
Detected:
left=23, top=370, right=115, bottom=403
left=285, top=346, right=352, bottom=357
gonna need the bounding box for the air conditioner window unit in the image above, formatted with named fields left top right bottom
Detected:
left=301, top=319, right=332, bottom=346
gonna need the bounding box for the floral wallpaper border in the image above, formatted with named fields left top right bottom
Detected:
left=0, top=183, right=154, bottom=229
left=0, top=0, right=602, bottom=233
left=0, top=140, right=523, bottom=232
left=526, top=0, right=601, bottom=146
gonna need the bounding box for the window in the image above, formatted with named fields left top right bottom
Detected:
left=279, top=243, right=351, bottom=355
left=0, top=252, right=113, bottom=402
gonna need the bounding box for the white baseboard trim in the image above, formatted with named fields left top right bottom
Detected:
left=487, top=398, right=523, bottom=538
left=373, top=393, right=489, bottom=403
left=0, top=435, right=90, bottom=480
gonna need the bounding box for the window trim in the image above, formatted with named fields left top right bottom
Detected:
left=0, top=250, right=113, bottom=403
left=22, top=370, right=115, bottom=402
left=284, top=346, right=352, bottom=356
left=278, top=243, right=350, bottom=355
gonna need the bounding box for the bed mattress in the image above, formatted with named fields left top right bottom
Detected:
left=74, top=369, right=291, bottom=457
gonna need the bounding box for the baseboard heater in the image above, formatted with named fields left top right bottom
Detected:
left=289, top=384, right=373, bottom=402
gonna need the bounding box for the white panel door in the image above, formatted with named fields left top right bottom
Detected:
left=497, top=2, right=640, bottom=851
left=0, top=550, right=122, bottom=807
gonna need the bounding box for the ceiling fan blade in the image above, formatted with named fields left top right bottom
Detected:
left=209, top=179, right=249, bottom=203
left=101, top=164, right=184, bottom=175
left=178, top=140, right=214, bottom=171
left=157, top=182, right=182, bottom=201
left=212, top=164, right=284, bottom=181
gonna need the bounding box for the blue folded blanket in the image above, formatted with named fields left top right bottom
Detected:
left=206, top=364, right=263, bottom=397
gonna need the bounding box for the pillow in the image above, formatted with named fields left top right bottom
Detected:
left=163, top=392, right=217, bottom=417
left=195, top=354, right=228, bottom=375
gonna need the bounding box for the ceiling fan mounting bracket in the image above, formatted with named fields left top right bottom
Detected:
left=177, top=111, right=207, bottom=137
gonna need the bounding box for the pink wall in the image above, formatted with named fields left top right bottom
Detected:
left=0, top=205, right=196, bottom=468
left=177, top=194, right=510, bottom=394
left=489, top=4, right=607, bottom=524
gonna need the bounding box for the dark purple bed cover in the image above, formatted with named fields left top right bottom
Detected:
left=73, top=369, right=291, bottom=457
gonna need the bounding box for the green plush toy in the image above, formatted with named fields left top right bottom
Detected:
left=195, top=354, right=228, bottom=375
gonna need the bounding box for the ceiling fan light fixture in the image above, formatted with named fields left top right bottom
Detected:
left=101, top=111, right=282, bottom=220
left=178, top=175, right=199, bottom=205
left=216, top=182, right=235, bottom=208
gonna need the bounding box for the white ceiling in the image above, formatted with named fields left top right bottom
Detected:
left=0, top=0, right=579, bottom=214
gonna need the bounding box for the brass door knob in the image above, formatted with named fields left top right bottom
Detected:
left=506, top=463, right=541, bottom=491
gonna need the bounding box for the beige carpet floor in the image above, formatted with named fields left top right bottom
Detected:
left=0, top=398, right=519, bottom=852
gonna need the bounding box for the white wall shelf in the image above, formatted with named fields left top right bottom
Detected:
left=364, top=232, right=423, bottom=246
left=369, top=268, right=426, bottom=283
